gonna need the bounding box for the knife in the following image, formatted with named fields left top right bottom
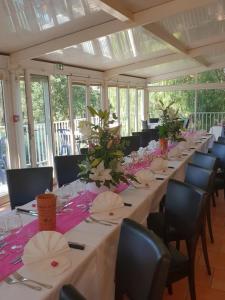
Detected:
left=16, top=208, right=38, bottom=216
left=68, top=241, right=85, bottom=250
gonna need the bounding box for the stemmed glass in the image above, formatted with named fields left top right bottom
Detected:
left=6, top=213, right=23, bottom=252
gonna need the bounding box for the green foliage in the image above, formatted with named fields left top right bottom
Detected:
left=79, top=107, right=136, bottom=187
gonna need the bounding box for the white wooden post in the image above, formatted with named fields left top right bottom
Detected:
left=143, top=82, right=149, bottom=121
left=68, top=76, right=75, bottom=154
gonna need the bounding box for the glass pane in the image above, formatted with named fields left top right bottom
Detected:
left=0, top=81, right=8, bottom=195
left=137, top=89, right=144, bottom=131
left=50, top=75, right=72, bottom=156
left=31, top=75, right=52, bottom=166
left=120, top=88, right=128, bottom=136
left=19, top=77, right=31, bottom=167
left=72, top=84, right=87, bottom=150
left=196, top=89, right=225, bottom=131
left=90, top=85, right=101, bottom=125
left=129, top=88, right=136, bottom=134
left=108, top=87, right=118, bottom=121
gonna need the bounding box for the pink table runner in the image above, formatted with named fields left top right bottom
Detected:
left=0, top=138, right=194, bottom=281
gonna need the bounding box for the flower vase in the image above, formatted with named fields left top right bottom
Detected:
left=159, top=138, right=168, bottom=156
left=86, top=182, right=110, bottom=194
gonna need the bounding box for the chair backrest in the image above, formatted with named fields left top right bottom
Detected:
left=211, top=142, right=225, bottom=169
left=191, top=151, right=218, bottom=171
left=54, top=155, right=85, bottom=187
left=142, top=120, right=148, bottom=130
left=218, top=136, right=225, bottom=144
left=121, top=136, right=141, bottom=155
left=140, top=129, right=159, bottom=147
left=60, top=285, right=86, bottom=300
left=6, top=167, right=53, bottom=209
left=185, top=163, right=214, bottom=194
left=115, top=218, right=170, bottom=300
left=165, top=179, right=205, bottom=240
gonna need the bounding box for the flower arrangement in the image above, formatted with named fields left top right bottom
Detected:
left=78, top=107, right=136, bottom=189
left=157, top=100, right=184, bottom=142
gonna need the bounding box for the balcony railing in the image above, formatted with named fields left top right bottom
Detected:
left=195, top=112, right=225, bottom=131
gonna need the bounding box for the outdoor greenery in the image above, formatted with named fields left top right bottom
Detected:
left=149, top=69, right=225, bottom=119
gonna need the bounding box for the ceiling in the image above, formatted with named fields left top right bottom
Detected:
left=2, top=0, right=225, bottom=82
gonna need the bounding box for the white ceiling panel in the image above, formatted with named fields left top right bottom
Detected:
left=126, top=59, right=198, bottom=77
left=161, top=0, right=225, bottom=49
left=0, top=0, right=113, bottom=53
left=40, top=26, right=173, bottom=70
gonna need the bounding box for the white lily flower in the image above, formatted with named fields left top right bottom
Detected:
left=90, top=161, right=112, bottom=182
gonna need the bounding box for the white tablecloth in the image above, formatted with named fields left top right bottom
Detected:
left=0, top=137, right=212, bottom=300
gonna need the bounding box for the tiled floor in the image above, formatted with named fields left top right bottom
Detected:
left=163, top=190, right=225, bottom=300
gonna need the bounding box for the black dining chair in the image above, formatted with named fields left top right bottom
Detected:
left=140, top=129, right=159, bottom=147
left=218, top=136, right=225, bottom=144
left=191, top=151, right=218, bottom=207
left=6, top=167, right=53, bottom=210
left=60, top=285, right=86, bottom=300
left=121, top=135, right=140, bottom=156
left=115, top=218, right=171, bottom=300
left=148, top=179, right=206, bottom=300
left=54, top=155, right=86, bottom=187
left=211, top=142, right=225, bottom=199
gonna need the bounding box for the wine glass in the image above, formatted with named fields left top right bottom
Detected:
left=0, top=217, right=7, bottom=259
left=6, top=213, right=23, bottom=252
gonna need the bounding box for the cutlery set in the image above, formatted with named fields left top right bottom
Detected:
left=4, top=271, right=52, bottom=291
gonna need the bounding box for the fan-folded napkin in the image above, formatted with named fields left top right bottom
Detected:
left=134, top=169, right=154, bottom=186
left=150, top=157, right=168, bottom=171
left=90, top=191, right=124, bottom=213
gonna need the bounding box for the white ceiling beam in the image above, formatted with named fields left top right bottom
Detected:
left=149, top=82, right=225, bottom=92
left=148, top=60, right=225, bottom=82
left=10, top=0, right=216, bottom=64
left=144, top=23, right=210, bottom=67
left=93, top=0, right=133, bottom=21
left=189, top=40, right=225, bottom=57
left=104, top=53, right=184, bottom=78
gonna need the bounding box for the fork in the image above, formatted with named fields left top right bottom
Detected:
left=13, top=272, right=52, bottom=289
left=85, top=217, right=112, bottom=226
left=89, top=216, right=119, bottom=225
left=4, top=276, right=42, bottom=290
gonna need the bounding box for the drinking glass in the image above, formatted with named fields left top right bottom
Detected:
left=6, top=213, right=23, bottom=251
left=0, top=217, right=7, bottom=259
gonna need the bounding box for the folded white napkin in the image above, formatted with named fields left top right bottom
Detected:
left=90, top=191, right=124, bottom=213
left=147, top=140, right=158, bottom=151
left=22, top=231, right=71, bottom=276
left=134, top=169, right=155, bottom=187
left=150, top=157, right=168, bottom=171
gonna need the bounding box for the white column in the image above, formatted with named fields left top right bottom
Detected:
left=135, top=88, right=138, bottom=131
left=2, top=71, right=20, bottom=168
left=68, top=76, right=75, bottom=154
left=116, top=86, right=120, bottom=125
left=102, top=81, right=109, bottom=110
left=143, top=83, right=149, bottom=121
left=194, top=75, right=198, bottom=130
left=24, top=70, right=37, bottom=167
left=86, top=83, right=91, bottom=121
left=127, top=85, right=130, bottom=136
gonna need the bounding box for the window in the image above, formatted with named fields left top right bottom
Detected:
left=50, top=75, right=71, bottom=156
left=119, top=88, right=129, bottom=136
left=0, top=81, right=8, bottom=195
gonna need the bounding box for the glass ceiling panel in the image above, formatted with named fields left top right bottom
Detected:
left=0, top=0, right=113, bottom=52
left=161, top=0, right=225, bottom=49
left=41, top=27, right=173, bottom=70
left=127, top=59, right=198, bottom=77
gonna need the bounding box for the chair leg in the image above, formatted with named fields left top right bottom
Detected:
left=115, top=286, right=123, bottom=300
left=167, top=284, right=173, bottom=295
left=211, top=193, right=216, bottom=207
left=201, top=226, right=211, bottom=275
left=206, top=199, right=214, bottom=243
left=215, top=189, right=219, bottom=197
left=188, top=272, right=196, bottom=300
left=176, top=240, right=180, bottom=250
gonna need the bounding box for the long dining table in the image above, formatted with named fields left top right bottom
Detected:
left=0, top=134, right=213, bottom=300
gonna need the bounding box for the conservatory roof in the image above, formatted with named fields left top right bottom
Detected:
left=2, top=0, right=225, bottom=82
